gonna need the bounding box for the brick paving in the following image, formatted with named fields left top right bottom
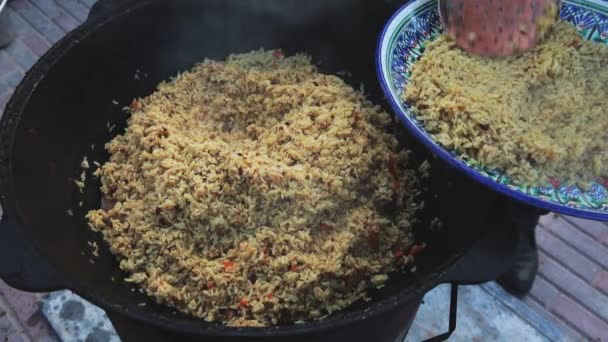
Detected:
left=0, top=0, right=86, bottom=109
left=0, top=279, right=57, bottom=342
left=530, top=215, right=608, bottom=341
left=1, top=1, right=608, bottom=341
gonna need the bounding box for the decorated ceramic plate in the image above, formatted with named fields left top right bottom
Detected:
left=377, top=0, right=608, bottom=220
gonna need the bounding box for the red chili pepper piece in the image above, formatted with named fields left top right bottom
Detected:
left=409, top=244, right=426, bottom=256
left=239, top=298, right=249, bottom=308
left=387, top=155, right=398, bottom=179
left=206, top=281, right=216, bottom=290
left=223, top=260, right=234, bottom=271
left=549, top=176, right=561, bottom=189
left=393, top=180, right=401, bottom=191
left=367, top=230, right=379, bottom=250
left=319, top=223, right=331, bottom=231
left=131, top=99, right=141, bottom=111
left=272, top=49, right=284, bottom=59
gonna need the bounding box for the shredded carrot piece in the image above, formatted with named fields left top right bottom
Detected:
left=319, top=223, right=331, bottom=231
left=131, top=99, right=141, bottom=111
left=409, top=244, right=426, bottom=256
left=387, top=155, right=398, bottom=178
left=367, top=230, right=379, bottom=250
left=223, top=260, right=234, bottom=271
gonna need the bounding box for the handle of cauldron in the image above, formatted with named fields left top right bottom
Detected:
left=0, top=212, right=68, bottom=292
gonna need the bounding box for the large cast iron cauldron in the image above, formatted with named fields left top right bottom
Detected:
left=0, top=1, right=517, bottom=341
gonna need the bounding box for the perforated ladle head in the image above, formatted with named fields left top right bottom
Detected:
left=438, top=0, right=561, bottom=57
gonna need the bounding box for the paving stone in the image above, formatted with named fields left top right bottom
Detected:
left=2, top=69, right=25, bottom=89
left=480, top=282, right=573, bottom=342
left=5, top=334, right=28, bottom=342
left=4, top=39, right=37, bottom=69
left=536, top=226, right=601, bottom=282
left=53, top=10, right=79, bottom=32
left=551, top=294, right=608, bottom=341
left=0, top=89, right=12, bottom=111
left=0, top=52, right=21, bottom=78
left=20, top=31, right=50, bottom=56
left=78, top=0, right=96, bottom=8
left=522, top=297, right=585, bottom=342
left=600, top=230, right=608, bottom=247
left=0, top=80, right=10, bottom=96
left=41, top=291, right=119, bottom=342
left=30, top=0, right=73, bottom=18
left=9, top=0, right=65, bottom=43
left=563, top=216, right=607, bottom=239
left=538, top=253, right=608, bottom=323
left=29, top=0, right=80, bottom=32
left=540, top=216, right=608, bottom=268
left=529, top=275, right=559, bottom=307
left=0, top=301, right=25, bottom=342
left=0, top=281, right=39, bottom=328
left=4, top=7, right=37, bottom=36
left=561, top=215, right=607, bottom=239
left=401, top=284, right=549, bottom=342
left=56, top=0, right=89, bottom=22
left=0, top=280, right=57, bottom=342
left=594, top=271, right=608, bottom=296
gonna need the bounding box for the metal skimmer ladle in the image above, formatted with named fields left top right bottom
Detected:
left=438, top=0, right=561, bottom=56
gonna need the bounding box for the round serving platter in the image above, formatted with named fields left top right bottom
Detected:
left=377, top=0, right=608, bottom=220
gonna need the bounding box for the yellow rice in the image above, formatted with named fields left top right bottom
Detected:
left=405, top=23, right=608, bottom=186
left=87, top=50, right=422, bottom=326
